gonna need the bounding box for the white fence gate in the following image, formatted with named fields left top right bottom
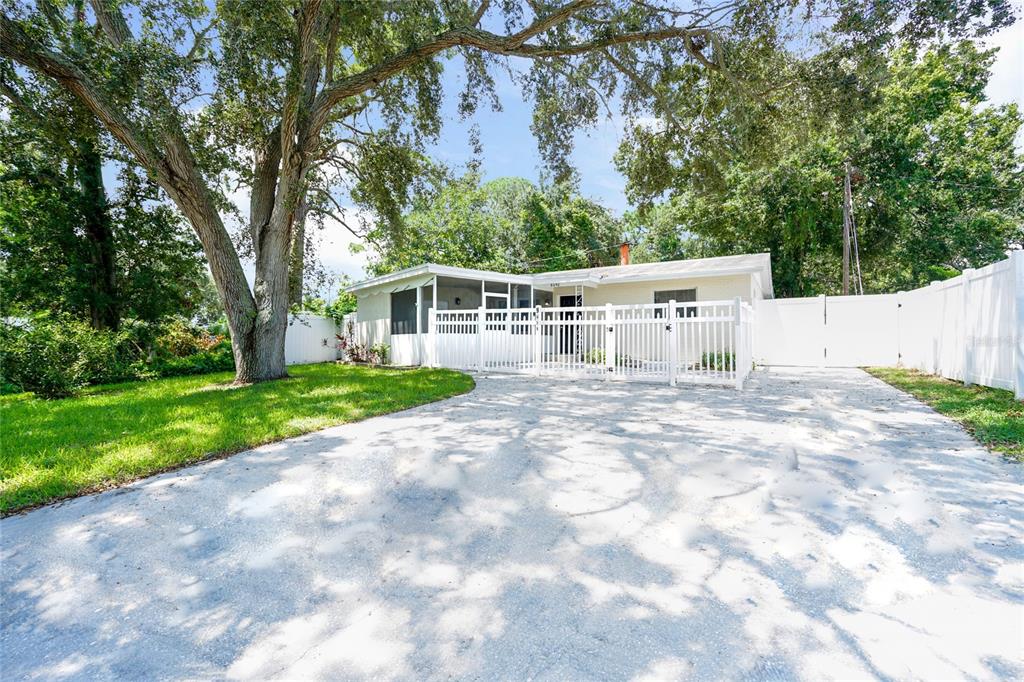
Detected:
left=753, top=252, right=1023, bottom=397
left=428, top=299, right=754, bottom=389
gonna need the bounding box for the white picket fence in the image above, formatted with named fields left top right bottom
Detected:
left=428, top=299, right=754, bottom=389
left=754, top=251, right=1024, bottom=397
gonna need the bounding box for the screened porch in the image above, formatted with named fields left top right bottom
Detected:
left=388, top=274, right=554, bottom=365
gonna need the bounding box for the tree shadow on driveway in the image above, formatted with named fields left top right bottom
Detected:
left=2, top=368, right=1022, bottom=680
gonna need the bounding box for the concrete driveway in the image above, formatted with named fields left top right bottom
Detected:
left=2, top=368, right=1022, bottom=680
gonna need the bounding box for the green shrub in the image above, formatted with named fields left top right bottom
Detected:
left=150, top=339, right=234, bottom=377
left=369, top=342, right=390, bottom=365
left=154, top=319, right=206, bottom=357
left=154, top=319, right=226, bottom=358
left=700, top=351, right=735, bottom=371
left=0, top=317, right=236, bottom=398
left=0, top=318, right=139, bottom=398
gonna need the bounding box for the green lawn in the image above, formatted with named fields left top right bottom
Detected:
left=866, top=367, right=1023, bottom=462
left=1, top=363, right=474, bottom=514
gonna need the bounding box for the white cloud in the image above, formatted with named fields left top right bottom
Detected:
left=984, top=21, right=1023, bottom=110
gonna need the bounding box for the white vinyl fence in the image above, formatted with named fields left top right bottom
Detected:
left=284, top=314, right=338, bottom=365
left=428, top=299, right=754, bottom=389
left=754, top=252, right=1024, bottom=397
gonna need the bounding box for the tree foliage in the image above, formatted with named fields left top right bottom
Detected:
left=368, top=173, right=622, bottom=274
left=619, top=42, right=1023, bottom=296
left=0, top=111, right=213, bottom=327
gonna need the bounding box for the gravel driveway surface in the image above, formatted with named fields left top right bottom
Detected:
left=2, top=367, right=1022, bottom=680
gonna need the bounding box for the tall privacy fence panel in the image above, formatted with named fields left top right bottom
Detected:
left=284, top=313, right=339, bottom=365
left=754, top=251, right=1024, bottom=398
left=427, top=299, right=754, bottom=388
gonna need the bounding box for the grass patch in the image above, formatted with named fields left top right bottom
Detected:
left=866, top=367, right=1023, bottom=462
left=1, top=363, right=474, bottom=514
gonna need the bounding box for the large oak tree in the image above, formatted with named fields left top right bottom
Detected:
left=1, top=0, right=1012, bottom=382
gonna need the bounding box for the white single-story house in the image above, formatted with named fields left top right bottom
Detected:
left=345, top=250, right=773, bottom=368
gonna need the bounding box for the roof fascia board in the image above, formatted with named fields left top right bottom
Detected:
left=347, top=265, right=431, bottom=293
left=595, top=265, right=764, bottom=285
left=430, top=265, right=533, bottom=285
left=348, top=263, right=532, bottom=294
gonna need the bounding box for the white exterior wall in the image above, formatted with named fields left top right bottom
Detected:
left=551, top=273, right=759, bottom=307
left=435, top=279, right=483, bottom=311
left=284, top=314, right=338, bottom=365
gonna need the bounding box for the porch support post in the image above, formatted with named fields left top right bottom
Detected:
left=534, top=305, right=543, bottom=376
left=415, top=284, right=423, bottom=366
left=668, top=299, right=678, bottom=386
left=734, top=296, right=744, bottom=390
left=478, top=305, right=486, bottom=371
left=431, top=276, right=438, bottom=368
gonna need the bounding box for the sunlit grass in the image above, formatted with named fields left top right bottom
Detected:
left=866, top=367, right=1023, bottom=462
left=0, top=363, right=475, bottom=514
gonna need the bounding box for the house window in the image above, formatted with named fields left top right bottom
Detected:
left=654, top=288, right=697, bottom=317
left=390, top=289, right=417, bottom=334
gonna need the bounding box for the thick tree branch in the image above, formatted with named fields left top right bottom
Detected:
left=1, top=15, right=160, bottom=168
left=2, top=11, right=260, bottom=362
left=87, top=0, right=132, bottom=46
left=309, top=14, right=722, bottom=137
left=506, top=0, right=595, bottom=45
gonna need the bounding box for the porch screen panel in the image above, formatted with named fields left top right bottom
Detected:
left=390, top=289, right=417, bottom=334
left=421, top=285, right=433, bottom=332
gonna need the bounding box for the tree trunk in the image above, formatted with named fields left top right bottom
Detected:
left=288, top=196, right=307, bottom=307
left=248, top=209, right=293, bottom=382
left=76, top=135, right=119, bottom=330
left=154, top=146, right=289, bottom=383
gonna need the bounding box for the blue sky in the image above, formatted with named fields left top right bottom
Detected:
left=425, top=61, right=631, bottom=213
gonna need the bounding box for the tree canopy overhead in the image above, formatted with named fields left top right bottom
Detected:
left=1, top=0, right=1014, bottom=382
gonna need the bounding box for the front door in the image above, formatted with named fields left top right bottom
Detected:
left=558, top=294, right=579, bottom=354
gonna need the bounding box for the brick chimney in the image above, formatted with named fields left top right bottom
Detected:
left=619, top=242, right=631, bottom=266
